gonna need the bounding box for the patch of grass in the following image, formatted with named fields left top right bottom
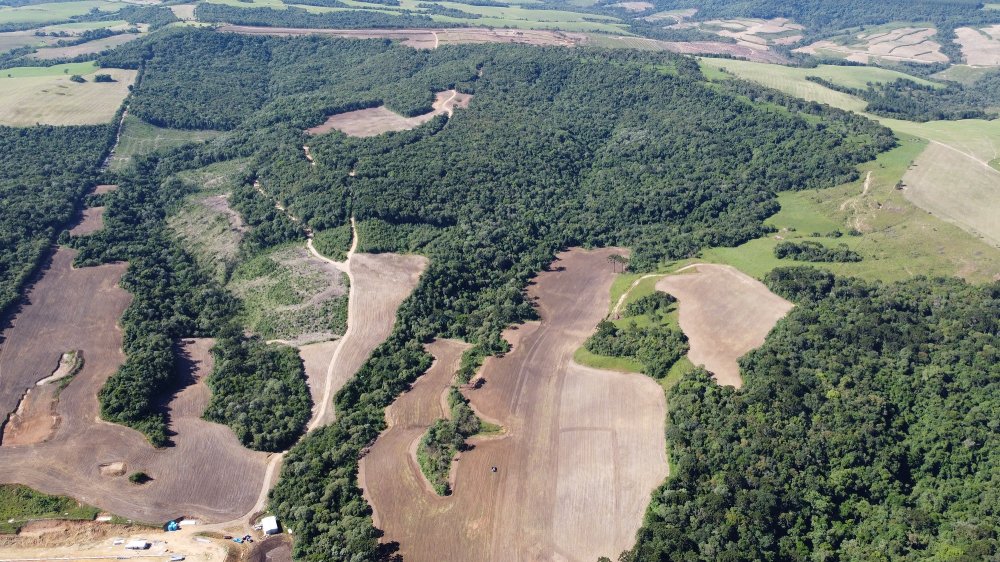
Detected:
left=0, top=1, right=122, bottom=26
left=228, top=243, right=349, bottom=342
left=573, top=346, right=644, bottom=373
left=932, top=64, right=996, bottom=85
left=0, top=65, right=135, bottom=126
left=110, top=114, right=221, bottom=171
left=41, top=19, right=128, bottom=31
left=0, top=485, right=99, bottom=534
left=477, top=420, right=503, bottom=436
left=694, top=137, right=1000, bottom=283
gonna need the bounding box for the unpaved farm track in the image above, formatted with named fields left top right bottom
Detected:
left=360, top=248, right=668, bottom=562
left=656, top=264, right=792, bottom=387
left=218, top=26, right=586, bottom=48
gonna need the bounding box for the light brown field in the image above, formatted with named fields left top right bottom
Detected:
left=31, top=32, right=141, bottom=60
left=655, top=263, right=792, bottom=387
left=0, top=30, right=58, bottom=53
left=590, top=33, right=789, bottom=62
left=170, top=3, right=196, bottom=20
left=689, top=17, right=803, bottom=47
left=218, top=25, right=587, bottom=48
left=901, top=141, right=1000, bottom=246
left=305, top=251, right=428, bottom=429
left=0, top=67, right=136, bottom=126
left=94, top=184, right=118, bottom=194
left=306, top=90, right=473, bottom=137
left=613, top=2, right=653, bottom=12
left=69, top=206, right=105, bottom=236
left=0, top=520, right=229, bottom=561
left=360, top=248, right=668, bottom=562
left=795, top=27, right=948, bottom=64
left=956, top=25, right=1000, bottom=66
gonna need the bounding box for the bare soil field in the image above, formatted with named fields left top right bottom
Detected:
left=219, top=25, right=587, bottom=48
left=1, top=383, right=58, bottom=446
left=306, top=251, right=428, bottom=429
left=0, top=520, right=229, bottom=561
left=31, top=32, right=140, bottom=60
left=69, top=206, right=105, bottom=236
left=956, top=25, right=1000, bottom=66
left=306, top=89, right=473, bottom=137
left=655, top=263, right=792, bottom=387
left=590, top=33, right=788, bottom=62
left=0, top=67, right=136, bottom=126
left=0, top=30, right=58, bottom=53
left=297, top=339, right=340, bottom=423
left=94, top=183, right=118, bottom=194
left=170, top=3, right=196, bottom=21
left=901, top=141, right=1000, bottom=247
left=360, top=248, right=668, bottom=562
left=0, top=254, right=269, bottom=523
left=613, top=1, right=654, bottom=12
left=795, top=27, right=948, bottom=64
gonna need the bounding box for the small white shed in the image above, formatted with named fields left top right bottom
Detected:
left=261, top=516, right=280, bottom=535
left=125, top=539, right=151, bottom=550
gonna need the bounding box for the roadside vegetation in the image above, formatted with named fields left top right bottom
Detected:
left=0, top=484, right=99, bottom=534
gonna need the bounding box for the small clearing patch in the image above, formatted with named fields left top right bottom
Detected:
left=613, top=1, right=653, bottom=12
left=0, top=66, right=136, bottom=126
left=110, top=114, right=221, bottom=171
left=307, top=89, right=473, bottom=137
left=68, top=206, right=105, bottom=236
left=656, top=263, right=792, bottom=387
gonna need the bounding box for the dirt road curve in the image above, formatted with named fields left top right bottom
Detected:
left=656, top=263, right=793, bottom=387
left=360, top=248, right=668, bottom=562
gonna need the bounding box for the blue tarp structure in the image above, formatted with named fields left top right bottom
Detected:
left=166, top=521, right=179, bottom=532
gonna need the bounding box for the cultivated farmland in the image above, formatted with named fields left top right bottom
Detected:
left=219, top=25, right=587, bottom=47
left=307, top=89, right=472, bottom=137
left=31, top=32, right=141, bottom=60
left=901, top=141, right=1000, bottom=246
left=360, top=248, right=667, bottom=561
left=0, top=65, right=136, bottom=126
left=655, top=264, right=793, bottom=387
left=955, top=25, right=1000, bottom=66
left=795, top=26, right=948, bottom=64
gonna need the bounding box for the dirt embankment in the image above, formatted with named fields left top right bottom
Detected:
left=360, top=248, right=668, bottom=562
left=656, top=263, right=793, bottom=387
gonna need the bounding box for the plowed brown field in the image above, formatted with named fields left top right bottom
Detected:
left=360, top=248, right=668, bottom=562
left=655, top=263, right=792, bottom=387
left=68, top=206, right=105, bottom=236
left=0, top=251, right=269, bottom=522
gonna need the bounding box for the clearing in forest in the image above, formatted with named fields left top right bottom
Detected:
left=955, top=25, right=1000, bottom=66
left=306, top=89, right=473, bottom=137
left=168, top=193, right=247, bottom=282
left=795, top=26, right=948, bottom=64
left=655, top=264, right=792, bottom=387
left=360, top=248, right=667, bottom=562
left=0, top=65, right=136, bottom=126
left=110, top=114, right=221, bottom=171
left=30, top=32, right=141, bottom=60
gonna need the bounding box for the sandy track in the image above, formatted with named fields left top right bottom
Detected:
left=306, top=90, right=473, bottom=137
left=218, top=26, right=585, bottom=48
left=360, top=248, right=668, bottom=562
left=656, top=264, right=792, bottom=387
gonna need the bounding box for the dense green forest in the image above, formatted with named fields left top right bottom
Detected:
left=628, top=270, right=999, bottom=561
left=807, top=74, right=1000, bottom=122
left=773, top=240, right=862, bottom=262
left=0, top=125, right=112, bottom=321
left=204, top=329, right=311, bottom=452
left=416, top=388, right=483, bottom=495
left=98, top=29, right=894, bottom=558
left=93, top=29, right=895, bottom=559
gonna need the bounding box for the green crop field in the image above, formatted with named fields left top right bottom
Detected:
left=111, top=114, right=222, bottom=171
left=0, top=0, right=121, bottom=25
